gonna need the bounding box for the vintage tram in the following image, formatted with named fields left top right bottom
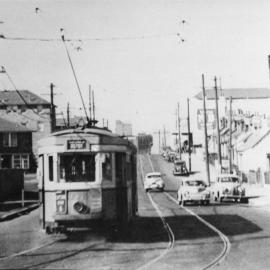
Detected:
left=37, top=127, right=137, bottom=233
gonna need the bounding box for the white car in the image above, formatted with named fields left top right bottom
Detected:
left=144, top=172, right=165, bottom=192
left=212, top=174, right=247, bottom=203
left=177, top=178, right=210, bottom=205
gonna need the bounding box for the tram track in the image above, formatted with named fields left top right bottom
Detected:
left=145, top=154, right=231, bottom=270
left=137, top=155, right=175, bottom=270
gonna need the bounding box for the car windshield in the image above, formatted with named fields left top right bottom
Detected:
left=186, top=180, right=205, bottom=186
left=220, top=177, right=239, bottom=183
left=147, top=174, right=161, bottom=179
left=175, top=161, right=184, bottom=165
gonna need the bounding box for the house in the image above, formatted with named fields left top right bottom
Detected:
left=0, top=90, right=51, bottom=158
left=193, top=88, right=270, bottom=169
left=0, top=117, right=36, bottom=172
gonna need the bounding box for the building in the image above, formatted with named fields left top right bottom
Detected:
left=0, top=90, right=51, bottom=158
left=115, top=120, right=132, bottom=137
left=193, top=87, right=270, bottom=178
left=0, top=117, right=36, bottom=172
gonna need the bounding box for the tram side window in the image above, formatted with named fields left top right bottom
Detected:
left=49, top=156, right=53, bottom=181
left=59, top=154, right=96, bottom=182
left=101, top=153, right=112, bottom=181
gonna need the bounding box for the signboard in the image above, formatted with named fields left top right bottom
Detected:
left=67, top=140, right=86, bottom=150
left=197, top=109, right=216, bottom=130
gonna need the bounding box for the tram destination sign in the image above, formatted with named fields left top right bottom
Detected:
left=67, top=139, right=87, bottom=150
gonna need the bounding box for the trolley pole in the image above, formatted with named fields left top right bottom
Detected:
left=202, top=74, right=211, bottom=186
left=214, top=76, right=222, bottom=172
left=229, top=96, right=233, bottom=173
left=187, top=98, right=192, bottom=172
left=177, top=102, right=182, bottom=159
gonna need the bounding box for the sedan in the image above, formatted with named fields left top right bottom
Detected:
left=177, top=178, right=210, bottom=205
left=144, top=172, right=165, bottom=192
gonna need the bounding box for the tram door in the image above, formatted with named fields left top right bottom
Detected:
left=38, top=155, right=45, bottom=229
left=115, top=153, right=128, bottom=226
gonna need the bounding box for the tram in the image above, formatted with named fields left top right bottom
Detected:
left=37, top=127, right=137, bottom=233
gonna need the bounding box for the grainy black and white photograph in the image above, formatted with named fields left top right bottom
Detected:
left=1, top=0, right=270, bottom=269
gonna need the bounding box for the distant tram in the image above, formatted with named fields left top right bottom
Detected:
left=37, top=127, right=137, bottom=233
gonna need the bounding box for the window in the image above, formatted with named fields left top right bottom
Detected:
left=11, top=154, right=29, bottom=169
left=49, top=156, right=53, bottom=181
left=101, top=153, right=112, bottom=181
left=59, top=153, right=96, bottom=182
left=3, top=133, right=17, bottom=147
left=0, top=155, right=12, bottom=169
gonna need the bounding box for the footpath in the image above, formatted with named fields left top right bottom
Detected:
left=181, top=151, right=270, bottom=207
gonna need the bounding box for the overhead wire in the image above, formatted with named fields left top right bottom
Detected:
left=0, top=32, right=180, bottom=42
left=1, top=66, right=48, bottom=120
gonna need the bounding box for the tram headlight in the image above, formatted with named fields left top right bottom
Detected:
left=73, top=201, right=90, bottom=214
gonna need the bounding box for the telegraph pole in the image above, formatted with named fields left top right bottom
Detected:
left=214, top=76, right=222, bottom=172
left=163, top=125, right=167, bottom=148
left=50, top=83, right=56, bottom=132
left=158, top=130, right=161, bottom=154
left=202, top=74, right=211, bottom=186
left=229, top=96, right=233, bottom=173
left=67, top=102, right=70, bottom=127
left=177, top=102, right=182, bottom=159
left=187, top=98, right=192, bottom=172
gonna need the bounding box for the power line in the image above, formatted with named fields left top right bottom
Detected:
left=0, top=32, right=180, bottom=42
left=1, top=66, right=48, bottom=120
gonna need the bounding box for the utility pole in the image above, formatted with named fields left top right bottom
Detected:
left=163, top=125, right=167, bottom=148
left=202, top=74, right=211, bottom=186
left=67, top=102, right=70, bottom=127
left=177, top=102, right=182, bottom=159
left=92, top=90, right=96, bottom=124
left=229, top=96, right=233, bottom=173
left=214, top=76, right=222, bottom=172
left=50, top=83, right=56, bottom=132
left=158, top=130, right=161, bottom=154
left=187, top=98, right=192, bottom=172
left=89, top=85, right=92, bottom=122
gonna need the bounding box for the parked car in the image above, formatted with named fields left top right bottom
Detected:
left=212, top=174, right=247, bottom=203
left=144, top=172, right=165, bottom=192
left=173, top=159, right=189, bottom=176
left=177, top=178, right=210, bottom=205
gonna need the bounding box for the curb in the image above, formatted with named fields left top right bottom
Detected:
left=0, top=203, right=40, bottom=222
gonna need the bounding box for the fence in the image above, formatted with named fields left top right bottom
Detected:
left=0, top=169, right=24, bottom=201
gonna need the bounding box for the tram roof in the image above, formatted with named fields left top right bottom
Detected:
left=52, top=127, right=119, bottom=137
left=38, top=127, right=136, bottom=150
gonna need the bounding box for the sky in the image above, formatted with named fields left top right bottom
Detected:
left=1, top=0, right=270, bottom=144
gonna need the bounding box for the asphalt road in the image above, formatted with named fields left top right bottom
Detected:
left=1, top=154, right=270, bottom=269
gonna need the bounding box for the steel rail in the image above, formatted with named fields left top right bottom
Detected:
left=147, top=154, right=231, bottom=270
left=136, top=155, right=175, bottom=270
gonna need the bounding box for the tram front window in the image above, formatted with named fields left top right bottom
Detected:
left=59, top=154, right=96, bottom=182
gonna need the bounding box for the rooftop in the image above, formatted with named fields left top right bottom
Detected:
left=195, top=88, right=270, bottom=100
left=0, top=90, right=50, bottom=106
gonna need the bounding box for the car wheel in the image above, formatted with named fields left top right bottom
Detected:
left=240, top=197, right=249, bottom=204
left=178, top=195, right=183, bottom=205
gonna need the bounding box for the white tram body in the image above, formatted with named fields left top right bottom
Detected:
left=37, top=128, right=137, bottom=232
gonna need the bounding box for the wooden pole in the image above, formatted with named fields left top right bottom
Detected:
left=187, top=98, right=192, bottom=172
left=202, top=74, right=211, bottom=186
left=214, top=76, right=222, bottom=172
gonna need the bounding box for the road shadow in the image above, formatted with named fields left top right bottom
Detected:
left=106, top=214, right=261, bottom=243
